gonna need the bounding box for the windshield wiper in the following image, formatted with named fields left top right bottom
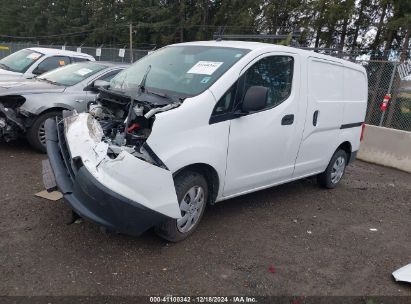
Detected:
left=124, top=65, right=152, bottom=133
left=145, top=89, right=175, bottom=101
left=144, top=89, right=185, bottom=103
left=37, top=78, right=61, bottom=86
left=138, top=65, right=151, bottom=94
left=0, top=63, right=10, bottom=71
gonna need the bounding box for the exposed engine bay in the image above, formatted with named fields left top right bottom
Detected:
left=0, top=96, right=26, bottom=142
left=88, top=89, right=181, bottom=163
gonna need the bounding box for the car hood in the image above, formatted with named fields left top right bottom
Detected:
left=0, top=69, right=24, bottom=81
left=0, top=79, right=66, bottom=95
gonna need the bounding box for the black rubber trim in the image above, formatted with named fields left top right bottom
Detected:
left=45, top=118, right=73, bottom=194
left=65, top=166, right=170, bottom=236
left=142, top=143, right=169, bottom=170
left=340, top=122, right=363, bottom=129
left=281, top=114, right=294, bottom=125
left=313, top=110, right=319, bottom=126
left=209, top=112, right=236, bottom=124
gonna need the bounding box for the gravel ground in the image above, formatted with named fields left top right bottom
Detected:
left=0, top=140, right=410, bottom=296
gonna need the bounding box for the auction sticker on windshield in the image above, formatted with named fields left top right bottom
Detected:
left=26, top=53, right=41, bottom=60
left=187, top=61, right=223, bottom=75
left=75, top=68, right=93, bottom=76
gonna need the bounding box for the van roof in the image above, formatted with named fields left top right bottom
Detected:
left=172, top=40, right=364, bottom=71
left=26, top=47, right=95, bottom=59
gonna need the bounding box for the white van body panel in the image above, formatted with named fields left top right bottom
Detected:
left=223, top=52, right=306, bottom=197
left=341, top=63, right=368, bottom=153
left=292, top=57, right=367, bottom=178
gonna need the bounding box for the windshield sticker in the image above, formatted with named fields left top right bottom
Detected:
left=187, top=61, right=223, bottom=75
left=26, top=53, right=41, bottom=60
left=75, top=68, right=93, bottom=76
left=235, top=53, right=243, bottom=58
left=200, top=76, right=211, bottom=84
left=59, top=60, right=66, bottom=66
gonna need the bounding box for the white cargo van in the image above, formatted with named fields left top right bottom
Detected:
left=43, top=41, right=367, bottom=241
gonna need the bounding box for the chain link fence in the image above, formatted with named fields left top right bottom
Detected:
left=356, top=60, right=411, bottom=132
left=0, top=41, right=150, bottom=63
left=0, top=42, right=410, bottom=132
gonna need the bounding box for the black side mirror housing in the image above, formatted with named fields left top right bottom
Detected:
left=241, top=86, right=268, bottom=113
left=93, top=80, right=110, bottom=90
left=32, top=67, right=44, bottom=75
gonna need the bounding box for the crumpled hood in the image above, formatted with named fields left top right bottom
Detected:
left=0, top=79, right=66, bottom=96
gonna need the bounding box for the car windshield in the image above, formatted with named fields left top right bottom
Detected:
left=110, top=45, right=250, bottom=98
left=38, top=62, right=107, bottom=86
left=0, top=49, right=43, bottom=73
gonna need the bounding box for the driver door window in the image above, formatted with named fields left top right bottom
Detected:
left=240, top=56, right=294, bottom=110
left=34, top=56, right=70, bottom=75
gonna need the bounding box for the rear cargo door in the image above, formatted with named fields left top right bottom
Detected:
left=293, top=57, right=344, bottom=178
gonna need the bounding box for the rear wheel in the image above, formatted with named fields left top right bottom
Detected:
left=27, top=111, right=62, bottom=153
left=155, top=171, right=208, bottom=242
left=317, top=149, right=348, bottom=189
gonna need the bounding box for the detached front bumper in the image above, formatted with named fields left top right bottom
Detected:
left=43, top=117, right=174, bottom=236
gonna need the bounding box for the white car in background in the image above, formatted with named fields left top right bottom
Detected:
left=0, top=48, right=95, bottom=80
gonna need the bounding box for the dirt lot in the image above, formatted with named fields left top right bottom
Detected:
left=0, top=140, right=410, bottom=297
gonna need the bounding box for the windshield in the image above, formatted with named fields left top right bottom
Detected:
left=110, top=45, right=250, bottom=98
left=38, top=62, right=107, bottom=86
left=0, top=49, right=43, bottom=73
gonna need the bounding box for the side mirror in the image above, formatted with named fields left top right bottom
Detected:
left=32, top=67, right=44, bottom=75
left=93, top=80, right=110, bottom=90
left=241, top=86, right=268, bottom=113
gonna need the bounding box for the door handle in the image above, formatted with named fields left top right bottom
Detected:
left=281, top=114, right=294, bottom=125
left=313, top=110, right=319, bottom=126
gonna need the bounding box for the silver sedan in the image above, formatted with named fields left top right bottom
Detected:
left=0, top=61, right=128, bottom=151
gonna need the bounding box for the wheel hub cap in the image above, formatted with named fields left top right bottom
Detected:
left=177, top=186, right=205, bottom=233
left=38, top=123, right=46, bottom=146
left=330, top=156, right=345, bottom=184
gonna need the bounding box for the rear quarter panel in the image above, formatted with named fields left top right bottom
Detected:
left=340, top=63, right=368, bottom=152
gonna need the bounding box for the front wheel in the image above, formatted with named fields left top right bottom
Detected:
left=155, top=171, right=208, bottom=242
left=317, top=149, right=348, bottom=189
left=27, top=111, right=62, bottom=153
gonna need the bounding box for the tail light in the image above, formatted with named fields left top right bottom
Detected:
left=360, top=123, right=365, bottom=141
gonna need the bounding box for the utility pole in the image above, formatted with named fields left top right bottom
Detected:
left=129, top=23, right=133, bottom=63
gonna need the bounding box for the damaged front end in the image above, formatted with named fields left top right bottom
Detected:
left=0, top=95, right=26, bottom=142
left=43, top=89, right=182, bottom=236
left=87, top=89, right=180, bottom=164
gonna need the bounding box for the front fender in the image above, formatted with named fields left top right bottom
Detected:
left=146, top=90, right=229, bottom=199
left=19, top=94, right=75, bottom=115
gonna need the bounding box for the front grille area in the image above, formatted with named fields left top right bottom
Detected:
left=56, top=119, right=76, bottom=181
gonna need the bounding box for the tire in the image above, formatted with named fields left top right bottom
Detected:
left=317, top=149, right=348, bottom=189
left=27, top=111, right=62, bottom=153
left=155, top=171, right=208, bottom=242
